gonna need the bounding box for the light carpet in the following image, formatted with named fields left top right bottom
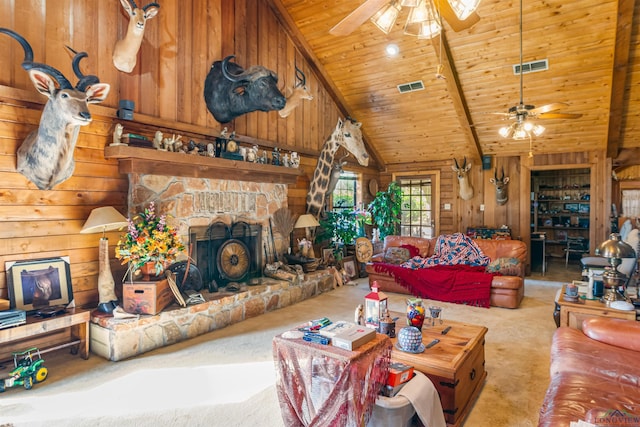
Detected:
left=0, top=278, right=563, bottom=427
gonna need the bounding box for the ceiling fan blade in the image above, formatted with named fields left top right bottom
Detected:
left=528, top=102, right=569, bottom=115
left=329, top=0, right=390, bottom=36
left=537, top=112, right=583, bottom=120
left=438, top=2, right=480, bottom=32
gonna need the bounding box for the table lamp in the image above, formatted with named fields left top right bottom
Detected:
left=595, top=233, right=636, bottom=303
left=81, top=207, right=129, bottom=314
left=294, top=214, right=320, bottom=256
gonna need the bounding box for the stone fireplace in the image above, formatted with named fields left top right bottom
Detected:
left=189, top=221, right=263, bottom=290
left=126, top=173, right=289, bottom=283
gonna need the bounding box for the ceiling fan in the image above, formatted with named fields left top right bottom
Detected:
left=329, top=0, right=481, bottom=36
left=495, top=0, right=582, bottom=142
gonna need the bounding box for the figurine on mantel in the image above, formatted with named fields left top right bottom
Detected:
left=111, top=123, right=125, bottom=146
left=153, top=130, right=163, bottom=149
left=290, top=151, right=300, bottom=168
left=272, top=147, right=281, bottom=166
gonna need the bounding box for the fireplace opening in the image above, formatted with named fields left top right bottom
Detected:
left=189, top=221, right=263, bottom=291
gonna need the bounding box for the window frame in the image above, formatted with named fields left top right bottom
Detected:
left=393, top=171, right=440, bottom=238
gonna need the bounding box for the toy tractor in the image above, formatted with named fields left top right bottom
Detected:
left=0, top=347, right=48, bottom=392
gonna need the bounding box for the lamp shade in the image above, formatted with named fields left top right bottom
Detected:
left=294, top=214, right=320, bottom=229
left=80, top=207, right=128, bottom=234
left=596, top=233, right=636, bottom=259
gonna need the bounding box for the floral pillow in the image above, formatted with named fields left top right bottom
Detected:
left=384, top=247, right=412, bottom=264
left=400, top=244, right=421, bottom=258
left=486, top=257, right=523, bottom=276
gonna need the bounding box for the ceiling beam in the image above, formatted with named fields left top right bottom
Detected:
left=606, top=0, right=636, bottom=159
left=265, top=0, right=386, bottom=170
left=431, top=31, right=484, bottom=161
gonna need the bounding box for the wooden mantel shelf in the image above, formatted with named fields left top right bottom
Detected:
left=104, top=145, right=302, bottom=185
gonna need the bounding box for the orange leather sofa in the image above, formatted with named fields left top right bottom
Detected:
left=538, top=318, right=640, bottom=426
left=365, top=235, right=528, bottom=309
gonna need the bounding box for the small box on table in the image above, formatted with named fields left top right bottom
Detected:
left=331, top=326, right=376, bottom=351
left=387, top=362, right=414, bottom=387
left=123, top=279, right=174, bottom=315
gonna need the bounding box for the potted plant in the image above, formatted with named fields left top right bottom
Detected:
left=368, top=181, right=403, bottom=238
left=115, top=202, right=185, bottom=279
left=317, top=210, right=359, bottom=258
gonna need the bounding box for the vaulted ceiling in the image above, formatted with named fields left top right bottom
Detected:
left=269, top=0, right=639, bottom=168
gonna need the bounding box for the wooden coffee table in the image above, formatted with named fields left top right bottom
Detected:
left=390, top=317, right=487, bottom=427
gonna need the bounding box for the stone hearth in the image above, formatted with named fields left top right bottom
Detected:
left=91, top=271, right=335, bottom=361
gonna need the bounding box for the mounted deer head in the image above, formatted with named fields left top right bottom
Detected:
left=452, top=157, right=474, bottom=201
left=113, top=0, right=160, bottom=73
left=0, top=28, right=110, bottom=190
left=490, top=167, right=510, bottom=205
left=279, top=66, right=314, bottom=118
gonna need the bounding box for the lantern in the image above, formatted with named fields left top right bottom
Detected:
left=364, top=282, right=388, bottom=330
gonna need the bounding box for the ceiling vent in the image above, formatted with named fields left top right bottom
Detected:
left=513, top=59, right=548, bottom=75
left=397, top=80, right=425, bottom=93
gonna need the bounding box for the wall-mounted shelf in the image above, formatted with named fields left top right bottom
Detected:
left=104, top=145, right=302, bottom=185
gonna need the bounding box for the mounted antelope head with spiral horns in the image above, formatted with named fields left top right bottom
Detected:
left=490, top=167, right=510, bottom=205
left=279, top=66, right=314, bottom=118
left=0, top=28, right=110, bottom=190
left=113, top=0, right=160, bottom=73
left=452, top=157, right=474, bottom=201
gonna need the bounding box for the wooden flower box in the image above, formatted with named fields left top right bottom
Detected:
left=122, top=279, right=174, bottom=315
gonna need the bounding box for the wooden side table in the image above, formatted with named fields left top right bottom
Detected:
left=554, top=285, right=636, bottom=330
left=0, top=309, right=90, bottom=362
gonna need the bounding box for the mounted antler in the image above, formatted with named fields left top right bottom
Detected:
left=452, top=157, right=474, bottom=200
left=113, top=0, right=160, bottom=73
left=490, top=167, right=510, bottom=205
left=278, top=65, right=314, bottom=118
left=0, top=28, right=110, bottom=190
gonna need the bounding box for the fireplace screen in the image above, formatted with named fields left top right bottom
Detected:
left=189, top=221, right=263, bottom=291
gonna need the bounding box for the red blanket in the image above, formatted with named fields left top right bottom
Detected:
left=373, top=263, right=494, bottom=308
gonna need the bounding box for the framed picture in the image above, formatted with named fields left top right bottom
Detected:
left=322, top=248, right=335, bottom=264
left=342, top=256, right=357, bottom=279
left=6, top=257, right=73, bottom=313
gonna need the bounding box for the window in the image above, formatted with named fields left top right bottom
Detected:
left=399, top=177, right=434, bottom=238
left=331, top=171, right=358, bottom=212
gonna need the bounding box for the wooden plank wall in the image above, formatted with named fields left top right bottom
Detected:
left=0, top=0, right=379, bottom=307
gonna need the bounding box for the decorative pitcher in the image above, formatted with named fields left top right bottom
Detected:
left=406, top=298, right=426, bottom=330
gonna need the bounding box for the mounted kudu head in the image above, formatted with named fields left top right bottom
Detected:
left=490, top=167, right=510, bottom=205
left=0, top=28, right=110, bottom=190
left=279, top=66, right=314, bottom=118
left=113, top=0, right=160, bottom=73
left=452, top=157, right=474, bottom=200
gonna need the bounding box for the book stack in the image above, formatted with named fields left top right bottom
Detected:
left=319, top=321, right=376, bottom=350
left=381, top=362, right=415, bottom=397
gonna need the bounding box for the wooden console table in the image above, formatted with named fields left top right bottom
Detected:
left=0, top=309, right=90, bottom=361
left=554, top=285, right=636, bottom=330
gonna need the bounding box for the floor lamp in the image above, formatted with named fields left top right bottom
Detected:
left=81, top=207, right=129, bottom=314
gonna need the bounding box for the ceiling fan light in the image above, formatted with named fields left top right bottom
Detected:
left=513, top=127, right=528, bottom=140
left=532, top=124, right=545, bottom=136
left=404, top=0, right=441, bottom=37
left=371, top=2, right=402, bottom=34
left=499, top=125, right=513, bottom=138
left=447, top=0, right=482, bottom=21
left=523, top=121, right=534, bottom=132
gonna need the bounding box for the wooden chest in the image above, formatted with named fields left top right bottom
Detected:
left=122, top=279, right=174, bottom=315
left=390, top=318, right=487, bottom=427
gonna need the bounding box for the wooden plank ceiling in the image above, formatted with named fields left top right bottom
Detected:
left=269, top=0, right=640, bottom=168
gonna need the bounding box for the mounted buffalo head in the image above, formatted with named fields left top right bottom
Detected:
left=204, top=55, right=286, bottom=123
left=0, top=28, right=110, bottom=190
left=452, top=157, right=474, bottom=201
left=490, top=167, right=510, bottom=205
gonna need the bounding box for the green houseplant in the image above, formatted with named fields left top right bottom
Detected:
left=368, top=181, right=403, bottom=238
